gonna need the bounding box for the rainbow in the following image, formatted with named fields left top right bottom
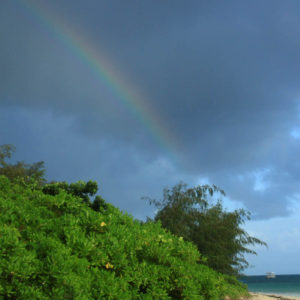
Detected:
left=17, top=0, right=184, bottom=168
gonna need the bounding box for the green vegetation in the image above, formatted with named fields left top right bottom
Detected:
left=0, top=145, right=249, bottom=299
left=0, top=144, right=46, bottom=187
left=144, top=182, right=267, bottom=276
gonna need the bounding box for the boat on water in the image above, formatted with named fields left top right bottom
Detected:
left=266, top=272, right=276, bottom=278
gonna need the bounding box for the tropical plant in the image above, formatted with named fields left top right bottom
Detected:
left=0, top=144, right=46, bottom=186
left=144, top=182, right=267, bottom=275
left=0, top=176, right=248, bottom=299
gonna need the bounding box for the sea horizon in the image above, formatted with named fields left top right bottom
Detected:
left=244, top=273, right=300, bottom=276
left=240, top=274, right=300, bottom=297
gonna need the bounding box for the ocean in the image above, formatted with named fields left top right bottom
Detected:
left=239, top=274, right=300, bottom=297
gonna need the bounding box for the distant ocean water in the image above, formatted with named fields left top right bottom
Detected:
left=239, top=274, right=300, bottom=297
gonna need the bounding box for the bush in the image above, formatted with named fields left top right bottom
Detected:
left=0, top=176, right=248, bottom=299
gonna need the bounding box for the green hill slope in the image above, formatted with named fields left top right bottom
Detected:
left=0, top=176, right=248, bottom=299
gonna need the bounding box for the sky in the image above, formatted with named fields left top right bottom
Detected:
left=1, top=0, right=300, bottom=275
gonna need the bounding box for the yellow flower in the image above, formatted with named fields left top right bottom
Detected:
left=105, top=262, right=113, bottom=269
left=100, top=222, right=106, bottom=227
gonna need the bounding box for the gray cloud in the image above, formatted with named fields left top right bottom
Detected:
left=1, top=0, right=300, bottom=219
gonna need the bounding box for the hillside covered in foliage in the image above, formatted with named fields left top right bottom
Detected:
left=0, top=175, right=248, bottom=299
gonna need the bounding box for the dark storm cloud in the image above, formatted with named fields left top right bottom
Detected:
left=0, top=106, right=186, bottom=221
left=1, top=0, right=300, bottom=219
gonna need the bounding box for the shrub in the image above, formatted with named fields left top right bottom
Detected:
left=0, top=176, right=248, bottom=299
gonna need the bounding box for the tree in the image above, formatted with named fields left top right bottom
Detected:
left=144, top=182, right=267, bottom=276
left=0, top=144, right=107, bottom=212
left=42, top=180, right=97, bottom=203
left=42, top=180, right=108, bottom=212
left=0, top=144, right=46, bottom=186
left=0, top=175, right=248, bottom=299
left=0, top=144, right=15, bottom=165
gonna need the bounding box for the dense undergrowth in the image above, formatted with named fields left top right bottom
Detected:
left=0, top=175, right=248, bottom=299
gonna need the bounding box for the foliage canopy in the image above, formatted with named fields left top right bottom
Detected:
left=0, top=144, right=46, bottom=186
left=144, top=182, right=267, bottom=275
left=0, top=144, right=106, bottom=212
left=0, top=176, right=248, bottom=299
left=0, top=145, right=249, bottom=298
